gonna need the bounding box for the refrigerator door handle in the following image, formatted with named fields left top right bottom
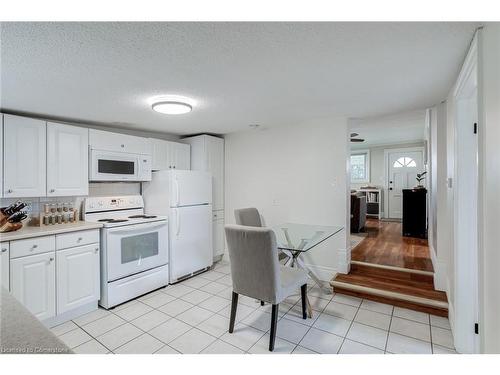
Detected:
left=176, top=209, right=181, bottom=237
left=175, top=178, right=180, bottom=206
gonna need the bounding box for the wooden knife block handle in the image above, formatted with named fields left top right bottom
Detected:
left=0, top=221, right=23, bottom=233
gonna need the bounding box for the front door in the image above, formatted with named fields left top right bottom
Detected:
left=387, top=149, right=424, bottom=219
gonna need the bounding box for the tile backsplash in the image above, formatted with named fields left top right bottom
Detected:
left=0, top=182, right=142, bottom=225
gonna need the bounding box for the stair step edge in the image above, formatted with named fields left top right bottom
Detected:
left=350, top=260, right=434, bottom=277
left=330, top=280, right=449, bottom=309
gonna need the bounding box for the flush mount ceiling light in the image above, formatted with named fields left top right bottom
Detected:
left=150, top=95, right=195, bottom=115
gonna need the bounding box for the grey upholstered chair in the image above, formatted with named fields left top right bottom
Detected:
left=224, top=224, right=308, bottom=351
left=234, top=207, right=262, bottom=227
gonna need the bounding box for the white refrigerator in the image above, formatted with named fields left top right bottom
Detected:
left=142, top=170, right=213, bottom=283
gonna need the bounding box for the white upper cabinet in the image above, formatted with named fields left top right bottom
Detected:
left=89, top=129, right=150, bottom=155
left=150, top=138, right=170, bottom=170
left=3, top=115, right=46, bottom=197
left=150, top=138, right=190, bottom=170
left=184, top=135, right=224, bottom=211
left=10, top=251, right=56, bottom=321
left=171, top=142, right=190, bottom=170
left=56, top=243, right=100, bottom=315
left=47, top=122, right=89, bottom=196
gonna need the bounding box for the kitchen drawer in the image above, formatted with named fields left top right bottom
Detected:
left=212, top=210, right=224, bottom=221
left=56, top=229, right=100, bottom=250
left=10, top=235, right=55, bottom=259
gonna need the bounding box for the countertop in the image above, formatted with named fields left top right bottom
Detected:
left=0, top=287, right=71, bottom=354
left=0, top=221, right=103, bottom=242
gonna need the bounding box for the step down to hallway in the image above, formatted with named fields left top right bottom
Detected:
left=331, top=262, right=448, bottom=317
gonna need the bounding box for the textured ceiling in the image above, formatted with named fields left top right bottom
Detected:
left=0, top=22, right=477, bottom=135
left=351, top=110, right=426, bottom=148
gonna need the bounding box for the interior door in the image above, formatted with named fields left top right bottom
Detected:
left=170, top=205, right=212, bottom=281
left=387, top=150, right=424, bottom=219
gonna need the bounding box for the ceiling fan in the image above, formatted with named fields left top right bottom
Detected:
left=350, top=133, right=365, bottom=143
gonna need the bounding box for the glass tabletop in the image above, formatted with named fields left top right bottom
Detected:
left=271, top=223, right=344, bottom=252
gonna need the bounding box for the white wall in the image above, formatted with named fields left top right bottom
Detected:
left=431, top=102, right=449, bottom=292
left=478, top=23, right=500, bottom=354
left=224, top=117, right=349, bottom=281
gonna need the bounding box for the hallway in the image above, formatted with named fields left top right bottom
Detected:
left=351, top=218, right=433, bottom=272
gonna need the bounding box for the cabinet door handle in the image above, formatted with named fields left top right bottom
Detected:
left=78, top=237, right=83, bottom=242
left=94, top=248, right=99, bottom=253
left=31, top=245, right=38, bottom=250
left=49, top=257, right=54, bottom=262
left=6, top=189, right=13, bottom=194
left=49, top=189, right=55, bottom=193
left=121, top=144, right=125, bottom=148
left=1, top=248, right=7, bottom=253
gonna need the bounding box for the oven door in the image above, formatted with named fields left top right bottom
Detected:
left=104, top=221, right=168, bottom=282
left=90, top=149, right=140, bottom=181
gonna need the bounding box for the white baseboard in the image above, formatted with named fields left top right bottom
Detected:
left=43, top=301, right=98, bottom=328
left=429, top=244, right=447, bottom=291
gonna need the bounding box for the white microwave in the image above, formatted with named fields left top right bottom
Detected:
left=90, top=149, right=152, bottom=181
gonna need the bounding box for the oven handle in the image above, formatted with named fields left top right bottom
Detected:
left=106, top=221, right=168, bottom=235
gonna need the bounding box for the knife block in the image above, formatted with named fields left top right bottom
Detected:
left=0, top=210, right=24, bottom=233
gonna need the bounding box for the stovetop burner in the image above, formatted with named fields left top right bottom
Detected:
left=128, top=215, right=158, bottom=219
left=98, top=218, right=129, bottom=223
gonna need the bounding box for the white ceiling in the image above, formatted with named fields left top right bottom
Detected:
left=0, top=22, right=477, bottom=135
left=350, top=109, right=426, bottom=148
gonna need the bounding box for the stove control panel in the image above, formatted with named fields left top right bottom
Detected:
left=84, top=195, right=144, bottom=213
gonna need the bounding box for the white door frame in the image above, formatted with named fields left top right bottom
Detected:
left=383, top=146, right=425, bottom=219
left=452, top=33, right=480, bottom=354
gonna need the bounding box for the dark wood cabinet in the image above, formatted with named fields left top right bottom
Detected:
left=402, top=188, right=427, bottom=238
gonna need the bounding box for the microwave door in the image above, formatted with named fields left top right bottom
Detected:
left=91, top=150, right=139, bottom=181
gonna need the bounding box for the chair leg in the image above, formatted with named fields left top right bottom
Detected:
left=229, top=292, right=238, bottom=333
left=301, top=284, right=307, bottom=319
left=269, top=304, right=279, bottom=351
left=261, top=300, right=265, bottom=306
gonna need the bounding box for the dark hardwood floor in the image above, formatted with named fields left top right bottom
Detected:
left=332, top=218, right=448, bottom=316
left=351, top=218, right=433, bottom=272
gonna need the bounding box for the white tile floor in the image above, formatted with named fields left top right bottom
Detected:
left=51, top=260, right=457, bottom=354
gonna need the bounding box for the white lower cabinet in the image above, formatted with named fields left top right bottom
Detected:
left=57, top=243, right=100, bottom=314
left=10, top=251, right=56, bottom=321
left=7, top=229, right=100, bottom=325
left=213, top=210, right=225, bottom=258
left=1, top=242, right=9, bottom=290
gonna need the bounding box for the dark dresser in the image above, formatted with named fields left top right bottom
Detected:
left=402, top=188, right=427, bottom=238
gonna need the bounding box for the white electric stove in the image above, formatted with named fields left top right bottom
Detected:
left=84, top=195, right=169, bottom=309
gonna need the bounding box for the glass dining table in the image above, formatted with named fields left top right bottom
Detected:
left=272, top=223, right=344, bottom=317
